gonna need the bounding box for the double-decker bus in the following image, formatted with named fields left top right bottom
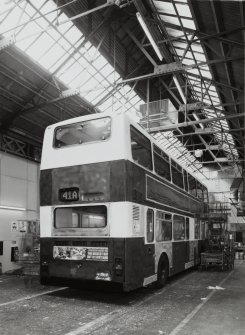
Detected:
left=40, top=111, right=208, bottom=291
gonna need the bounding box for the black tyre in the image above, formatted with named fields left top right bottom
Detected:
left=156, top=256, right=169, bottom=289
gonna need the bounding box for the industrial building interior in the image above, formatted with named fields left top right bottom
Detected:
left=0, top=1, right=244, bottom=334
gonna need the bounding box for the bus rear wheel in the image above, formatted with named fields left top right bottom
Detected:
left=156, top=256, right=169, bottom=289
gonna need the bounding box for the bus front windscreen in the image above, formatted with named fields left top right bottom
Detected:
left=54, top=117, right=111, bottom=148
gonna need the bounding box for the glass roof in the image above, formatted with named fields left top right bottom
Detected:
left=0, top=0, right=143, bottom=117
left=153, top=0, right=239, bottom=164
left=0, top=0, right=239, bottom=174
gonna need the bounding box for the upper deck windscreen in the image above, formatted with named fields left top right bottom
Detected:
left=54, top=117, right=111, bottom=148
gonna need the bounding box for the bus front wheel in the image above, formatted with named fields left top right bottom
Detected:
left=156, top=256, right=169, bottom=288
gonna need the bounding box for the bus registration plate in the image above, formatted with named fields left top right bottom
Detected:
left=59, top=187, right=79, bottom=202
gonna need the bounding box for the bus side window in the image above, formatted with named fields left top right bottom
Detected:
left=146, top=209, right=154, bottom=243
left=203, top=187, right=208, bottom=203
left=194, top=218, right=200, bottom=239
left=188, top=174, right=197, bottom=197
left=171, top=160, right=184, bottom=189
left=130, top=126, right=153, bottom=170
left=184, top=170, right=188, bottom=192
left=205, top=221, right=209, bottom=238
left=156, top=211, right=172, bottom=241
left=200, top=220, right=205, bottom=239
left=153, top=145, right=171, bottom=181
left=173, top=215, right=185, bottom=240
left=185, top=218, right=190, bottom=240
left=196, top=181, right=203, bottom=201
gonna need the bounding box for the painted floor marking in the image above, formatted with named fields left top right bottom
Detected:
left=169, top=261, right=243, bottom=335
left=0, top=287, right=67, bottom=307
left=64, top=271, right=197, bottom=335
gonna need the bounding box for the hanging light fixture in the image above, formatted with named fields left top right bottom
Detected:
left=136, top=12, right=163, bottom=61
left=173, top=75, right=186, bottom=104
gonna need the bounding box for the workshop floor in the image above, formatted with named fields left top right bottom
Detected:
left=0, top=260, right=244, bottom=335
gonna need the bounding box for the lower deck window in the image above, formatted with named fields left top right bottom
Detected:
left=156, top=211, right=172, bottom=241
left=186, top=218, right=190, bottom=240
left=146, top=209, right=154, bottom=243
left=55, top=206, right=107, bottom=228
left=195, top=218, right=200, bottom=239
left=173, top=215, right=185, bottom=240
left=200, top=220, right=206, bottom=239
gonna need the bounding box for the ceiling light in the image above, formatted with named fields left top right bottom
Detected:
left=0, top=205, right=26, bottom=211
left=136, top=12, right=163, bottom=61
left=173, top=75, right=186, bottom=104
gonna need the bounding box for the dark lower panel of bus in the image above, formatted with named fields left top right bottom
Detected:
left=40, top=237, right=155, bottom=292
left=171, top=240, right=205, bottom=275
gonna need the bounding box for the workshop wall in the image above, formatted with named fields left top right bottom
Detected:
left=0, top=152, right=40, bottom=273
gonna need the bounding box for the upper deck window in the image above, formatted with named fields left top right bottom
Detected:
left=54, top=117, right=111, bottom=148
left=153, top=144, right=171, bottom=181
left=188, top=174, right=197, bottom=197
left=171, top=160, right=184, bottom=189
left=130, top=126, right=153, bottom=170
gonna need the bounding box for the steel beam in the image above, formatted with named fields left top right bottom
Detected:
left=117, top=55, right=244, bottom=85
left=144, top=112, right=245, bottom=133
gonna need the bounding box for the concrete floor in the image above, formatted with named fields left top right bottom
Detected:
left=0, top=260, right=244, bottom=335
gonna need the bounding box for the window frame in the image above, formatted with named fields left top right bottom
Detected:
left=194, top=218, right=200, bottom=239
left=153, top=144, right=171, bottom=182
left=188, top=174, right=197, bottom=198
left=183, top=170, right=189, bottom=192
left=156, top=210, right=172, bottom=242
left=53, top=116, right=111, bottom=149
left=130, top=125, right=153, bottom=171
left=173, top=214, right=185, bottom=241
left=146, top=208, right=154, bottom=243
left=54, top=205, right=108, bottom=229
left=171, top=159, right=184, bottom=189
left=185, top=217, right=190, bottom=240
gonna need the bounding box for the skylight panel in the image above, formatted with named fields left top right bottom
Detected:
left=26, top=33, right=54, bottom=62
left=39, top=41, right=67, bottom=70
left=187, top=68, right=199, bottom=76
left=55, top=13, right=73, bottom=34
left=63, top=26, right=81, bottom=44
left=46, top=27, right=62, bottom=42
left=154, top=1, right=175, bottom=15
left=176, top=4, right=192, bottom=18
left=56, top=56, right=78, bottom=76
left=1, top=6, right=23, bottom=33
left=166, top=27, right=184, bottom=37
left=84, top=76, right=102, bottom=91
left=93, top=71, right=104, bottom=83
left=182, top=58, right=195, bottom=66
left=16, top=35, right=37, bottom=51
left=180, top=18, right=196, bottom=30
left=160, top=14, right=180, bottom=26
left=193, top=53, right=206, bottom=62
left=190, top=44, right=203, bottom=54
left=84, top=89, right=104, bottom=102
left=92, top=56, right=108, bottom=71
left=14, top=19, right=41, bottom=42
